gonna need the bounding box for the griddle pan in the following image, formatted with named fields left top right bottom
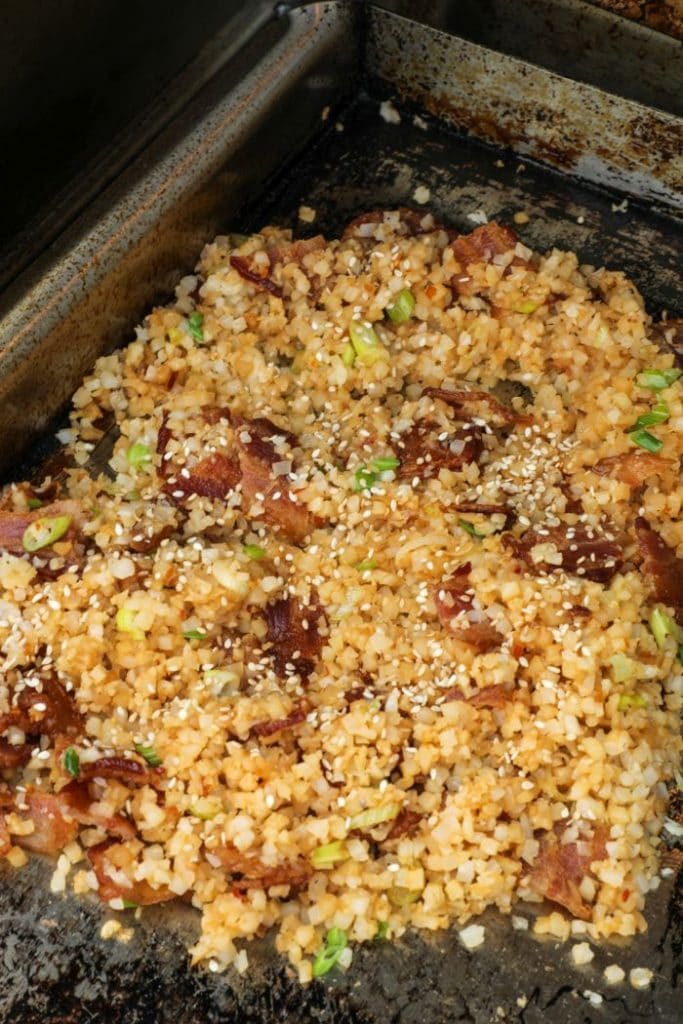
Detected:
left=0, top=3, right=681, bottom=1022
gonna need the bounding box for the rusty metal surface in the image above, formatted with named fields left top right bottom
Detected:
left=366, top=5, right=683, bottom=211
left=586, top=0, right=683, bottom=39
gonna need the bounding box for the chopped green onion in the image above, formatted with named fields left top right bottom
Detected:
left=513, top=300, right=538, bottom=315
left=353, top=467, right=378, bottom=492
left=243, top=544, right=266, bottom=560
left=649, top=606, right=683, bottom=649
left=125, top=490, right=141, bottom=501
left=26, top=497, right=43, bottom=510
left=204, top=667, right=241, bottom=696
left=126, top=442, right=152, bottom=469
left=22, top=514, right=72, bottom=553
left=459, top=518, right=484, bottom=539
left=629, top=429, right=662, bottom=454
left=64, top=747, right=80, bottom=778
left=617, top=693, right=647, bottom=711
left=135, top=743, right=163, bottom=768
left=121, top=899, right=138, bottom=910
left=386, top=288, right=415, bottom=324
left=115, top=607, right=145, bottom=641
left=348, top=803, right=400, bottom=831
left=355, top=559, right=378, bottom=572
left=311, top=840, right=348, bottom=869
left=375, top=921, right=390, bottom=940
left=183, top=629, right=207, bottom=641
left=388, top=886, right=422, bottom=908
left=630, top=401, right=669, bottom=430
left=636, top=367, right=682, bottom=390
left=610, top=652, right=637, bottom=683
left=188, top=796, right=222, bottom=820
left=348, top=321, right=389, bottom=366
left=187, top=311, right=205, bottom=343
left=312, top=927, right=347, bottom=978
left=372, top=456, right=400, bottom=472
left=341, top=342, right=357, bottom=368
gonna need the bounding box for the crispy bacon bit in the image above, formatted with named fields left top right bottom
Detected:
left=344, top=686, right=367, bottom=704
left=397, top=421, right=483, bottom=482
left=212, top=844, right=312, bottom=893
left=449, top=222, right=529, bottom=295
left=230, top=254, right=283, bottom=298
left=201, top=406, right=232, bottom=426
left=163, top=452, right=241, bottom=504
left=8, top=675, right=84, bottom=741
left=342, top=208, right=440, bottom=241
left=505, top=524, right=624, bottom=584
left=424, top=386, right=530, bottom=426
left=156, top=412, right=173, bottom=463
left=385, top=809, right=422, bottom=840
left=265, top=592, right=326, bottom=681
left=528, top=825, right=608, bottom=921
left=444, top=683, right=509, bottom=709
left=0, top=499, right=82, bottom=558
left=88, top=840, right=173, bottom=905
left=58, top=782, right=135, bottom=840
left=267, top=235, right=326, bottom=265
left=454, top=501, right=516, bottom=530
left=78, top=756, right=162, bottom=786
left=434, top=565, right=503, bottom=652
left=128, top=523, right=176, bottom=554
left=250, top=703, right=309, bottom=739
left=16, top=790, right=79, bottom=854
left=652, top=318, right=683, bottom=367
left=235, top=415, right=318, bottom=543
left=0, top=739, right=31, bottom=769
left=635, top=517, right=683, bottom=609
left=593, top=452, right=673, bottom=488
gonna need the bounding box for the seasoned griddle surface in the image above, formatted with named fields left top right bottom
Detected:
left=1, top=92, right=681, bottom=1023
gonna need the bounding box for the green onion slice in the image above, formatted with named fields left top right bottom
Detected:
left=636, top=367, right=682, bottom=390
left=629, top=429, right=662, bottom=454
left=513, top=300, right=538, bottom=315
left=312, top=927, right=347, bottom=978
left=649, top=606, right=683, bottom=648
left=355, top=559, right=378, bottom=572
left=243, top=544, right=266, bottom=560
left=135, top=743, right=163, bottom=768
left=22, top=514, right=71, bottom=553
left=126, top=442, right=152, bottom=469
left=64, top=747, right=80, bottom=778
left=188, top=796, right=222, bottom=820
left=353, top=467, right=378, bottom=492
left=386, top=288, right=416, bottom=324
left=115, top=607, right=145, bottom=640
left=348, top=321, right=389, bottom=366
left=459, top=518, right=484, bottom=539
left=203, top=667, right=241, bottom=696
left=375, top=921, right=390, bottom=940
left=341, top=343, right=357, bottom=368
left=26, top=497, right=43, bottom=510
left=630, top=401, right=669, bottom=430
left=311, top=840, right=348, bottom=869
left=609, top=652, right=637, bottom=683
left=187, top=311, right=205, bottom=343
left=183, top=629, right=207, bottom=641
left=121, top=899, right=139, bottom=910
left=388, top=886, right=422, bottom=908
left=348, top=803, right=400, bottom=831
left=372, top=456, right=400, bottom=472
left=617, top=693, right=647, bottom=710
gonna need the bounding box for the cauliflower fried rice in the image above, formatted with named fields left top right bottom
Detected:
left=0, top=210, right=681, bottom=981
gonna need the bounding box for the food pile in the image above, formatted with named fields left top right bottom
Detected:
left=0, top=210, right=681, bottom=981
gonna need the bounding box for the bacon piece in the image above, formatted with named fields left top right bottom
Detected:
left=0, top=738, right=31, bottom=769
left=128, top=523, right=176, bottom=554
left=528, top=825, right=608, bottom=921
left=58, top=782, right=136, bottom=840
left=235, top=415, right=318, bottom=543
left=10, top=675, right=83, bottom=740
left=434, top=565, right=503, bottom=652
left=156, top=412, right=173, bottom=463
left=593, top=452, right=673, bottom=488
left=78, top=756, right=162, bottom=786
left=267, top=235, right=326, bottom=265
left=635, top=517, right=683, bottom=609
left=424, top=386, right=530, bottom=426
left=250, top=703, right=309, bottom=739
left=88, top=840, right=173, bottom=905
left=342, top=208, right=441, bottom=241
left=265, top=592, right=326, bottom=681
left=454, top=501, right=516, bottom=530
left=16, top=790, right=79, bottom=854
left=0, top=499, right=82, bottom=559
left=397, top=421, right=483, bottom=482
left=211, top=844, right=312, bottom=893
left=444, top=683, right=509, bottom=709
left=163, top=452, right=241, bottom=503
left=449, top=222, right=529, bottom=296
left=202, top=406, right=232, bottom=426
left=386, top=809, right=422, bottom=840
left=230, top=254, right=283, bottom=298
left=505, top=524, right=623, bottom=584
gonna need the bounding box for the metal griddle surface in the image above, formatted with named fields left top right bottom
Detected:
left=1, top=90, right=681, bottom=1023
